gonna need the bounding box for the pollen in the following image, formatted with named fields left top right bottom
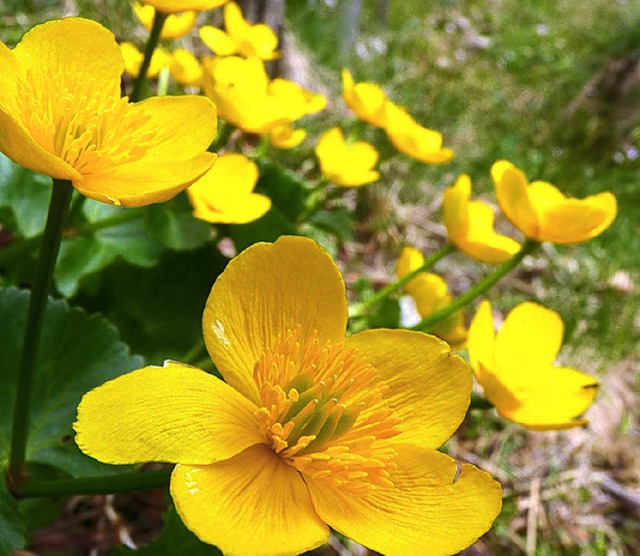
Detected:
left=15, top=68, right=155, bottom=176
left=253, top=327, right=402, bottom=496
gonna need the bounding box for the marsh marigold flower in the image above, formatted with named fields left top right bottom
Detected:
left=342, top=68, right=390, bottom=128
left=132, top=2, right=197, bottom=39
left=315, top=127, right=379, bottom=187
left=120, top=41, right=171, bottom=79
left=202, top=56, right=325, bottom=134
left=384, top=102, right=454, bottom=165
left=75, top=236, right=502, bottom=556
left=186, top=153, right=270, bottom=224
left=168, top=48, right=203, bottom=87
left=396, top=246, right=467, bottom=349
left=443, top=174, right=521, bottom=263
left=468, top=300, right=599, bottom=430
left=491, top=160, right=617, bottom=244
left=269, top=123, right=306, bottom=149
left=139, top=0, right=227, bottom=13
left=0, top=18, right=217, bottom=207
left=200, top=1, right=280, bottom=60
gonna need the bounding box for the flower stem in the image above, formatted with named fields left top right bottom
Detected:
left=349, top=243, right=456, bottom=318
left=8, top=179, right=74, bottom=484
left=410, top=240, right=539, bottom=331
left=130, top=10, right=168, bottom=102
left=14, top=469, right=172, bottom=498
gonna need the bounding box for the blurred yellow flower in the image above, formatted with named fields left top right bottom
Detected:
left=202, top=56, right=325, bottom=134
left=269, top=123, right=306, bottom=149
left=132, top=2, right=197, bottom=39
left=385, top=102, right=454, bottom=164
left=491, top=160, right=617, bottom=244
left=443, top=174, right=521, bottom=263
left=169, top=48, right=203, bottom=86
left=468, top=301, right=599, bottom=430
left=315, top=127, right=379, bottom=187
left=139, top=0, right=227, bottom=13
left=120, top=41, right=171, bottom=78
left=75, top=235, right=501, bottom=556
left=186, top=153, right=270, bottom=223
left=396, top=246, right=467, bottom=349
left=342, top=68, right=389, bottom=128
left=200, top=1, right=279, bottom=60
left=0, top=18, right=217, bottom=207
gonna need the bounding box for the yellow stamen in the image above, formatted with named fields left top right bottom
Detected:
left=253, top=327, right=401, bottom=497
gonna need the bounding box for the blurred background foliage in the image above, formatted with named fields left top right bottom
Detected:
left=1, top=0, right=639, bottom=554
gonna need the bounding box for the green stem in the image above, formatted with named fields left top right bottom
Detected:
left=349, top=243, right=456, bottom=318
left=410, top=240, right=539, bottom=331
left=130, top=10, right=168, bottom=102
left=8, top=179, right=74, bottom=484
left=15, top=469, right=171, bottom=498
left=209, top=120, right=235, bottom=152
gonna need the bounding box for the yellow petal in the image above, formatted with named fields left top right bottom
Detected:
left=133, top=2, right=197, bottom=39
left=346, top=330, right=472, bottom=449
left=171, top=444, right=329, bottom=555
left=203, top=236, right=348, bottom=404
left=199, top=25, right=238, bottom=56
left=139, top=0, right=228, bottom=13
left=443, top=174, right=471, bottom=242
left=74, top=362, right=264, bottom=465
left=169, top=48, right=203, bottom=87
left=187, top=153, right=271, bottom=223
left=536, top=190, right=617, bottom=244
left=307, top=444, right=502, bottom=556
left=315, top=127, right=379, bottom=187
left=243, top=24, right=280, bottom=60
left=493, top=161, right=540, bottom=238
left=224, top=0, right=250, bottom=36
left=467, top=300, right=496, bottom=383
left=501, top=366, right=598, bottom=430
left=14, top=18, right=122, bottom=100
left=407, top=272, right=448, bottom=316
left=395, top=245, right=425, bottom=294
left=269, top=124, right=306, bottom=149
left=494, top=302, right=563, bottom=372
left=342, top=68, right=388, bottom=127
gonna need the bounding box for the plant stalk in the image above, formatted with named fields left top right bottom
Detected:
left=8, top=179, right=74, bottom=484
left=130, top=10, right=169, bottom=102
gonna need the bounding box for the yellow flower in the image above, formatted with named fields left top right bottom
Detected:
left=169, top=48, right=203, bottom=87
left=186, top=153, right=270, bottom=223
left=315, top=127, right=379, bottom=187
left=120, top=41, right=172, bottom=78
left=468, top=300, right=599, bottom=430
left=132, top=2, right=197, bottom=39
left=396, top=246, right=467, bottom=349
left=384, top=102, right=454, bottom=164
left=75, top=236, right=502, bottom=556
left=342, top=68, right=389, bottom=128
left=139, top=0, right=227, bottom=13
left=491, top=160, right=617, bottom=244
left=200, top=1, right=279, bottom=60
left=443, top=174, right=521, bottom=263
left=202, top=56, right=325, bottom=134
left=269, top=123, right=306, bottom=149
left=0, top=18, right=217, bottom=207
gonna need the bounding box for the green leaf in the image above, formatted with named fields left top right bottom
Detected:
left=0, top=287, right=143, bottom=477
left=79, top=245, right=228, bottom=364
left=112, top=506, right=221, bottom=556
left=0, top=152, right=51, bottom=238
left=0, top=469, right=25, bottom=553
left=308, top=206, right=353, bottom=243
left=143, top=195, right=213, bottom=251
left=54, top=200, right=163, bottom=297
left=255, top=160, right=310, bottom=222
left=229, top=207, right=298, bottom=252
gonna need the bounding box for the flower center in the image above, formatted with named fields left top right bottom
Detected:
left=16, top=68, right=155, bottom=175
left=253, top=327, right=401, bottom=496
